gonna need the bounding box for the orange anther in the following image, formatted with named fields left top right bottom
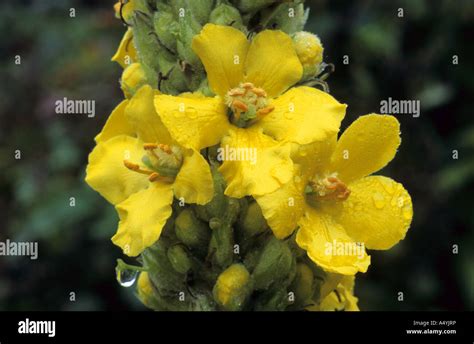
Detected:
left=143, top=143, right=159, bottom=150
left=228, top=89, right=245, bottom=96
left=252, top=87, right=267, bottom=97
left=257, top=105, right=275, bottom=116
left=241, top=82, right=254, bottom=89
left=158, top=143, right=172, bottom=154
left=148, top=172, right=161, bottom=182
left=232, top=99, right=249, bottom=112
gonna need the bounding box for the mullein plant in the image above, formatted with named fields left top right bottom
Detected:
left=86, top=0, right=413, bottom=311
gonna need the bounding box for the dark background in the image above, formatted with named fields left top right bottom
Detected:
left=0, top=0, right=472, bottom=311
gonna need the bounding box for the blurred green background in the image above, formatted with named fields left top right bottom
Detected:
left=0, top=0, right=472, bottom=311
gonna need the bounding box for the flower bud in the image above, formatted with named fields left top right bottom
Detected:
left=292, top=31, right=324, bottom=79
left=120, top=63, right=147, bottom=98
left=137, top=272, right=154, bottom=307
left=236, top=0, right=277, bottom=13
left=209, top=3, right=244, bottom=30
left=153, top=11, right=179, bottom=53
left=175, top=208, right=211, bottom=251
left=268, top=3, right=307, bottom=34
left=252, top=237, right=294, bottom=290
left=208, top=222, right=234, bottom=269
left=213, top=264, right=252, bottom=311
left=167, top=245, right=193, bottom=274
left=289, top=263, right=314, bottom=306
left=239, top=201, right=268, bottom=237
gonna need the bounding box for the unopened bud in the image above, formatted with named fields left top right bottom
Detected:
left=167, top=245, right=193, bottom=274
left=121, top=63, right=147, bottom=98
left=209, top=3, right=244, bottom=29
left=252, top=237, right=294, bottom=290
left=293, top=31, right=324, bottom=79
left=175, top=208, right=210, bottom=250
left=236, top=0, right=277, bottom=13
left=213, top=264, right=252, bottom=311
left=289, top=263, right=314, bottom=306
left=137, top=272, right=154, bottom=307
left=153, top=11, right=179, bottom=53
left=239, top=202, right=268, bottom=237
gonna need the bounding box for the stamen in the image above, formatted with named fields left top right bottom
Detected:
left=310, top=174, right=351, bottom=202
left=143, top=143, right=158, bottom=150
left=158, top=143, right=172, bottom=154
left=228, top=89, right=245, bottom=96
left=123, top=160, right=153, bottom=175
left=232, top=100, right=249, bottom=112
left=251, top=87, right=267, bottom=97
left=257, top=105, right=274, bottom=117
left=148, top=172, right=161, bottom=182
left=241, top=82, right=254, bottom=89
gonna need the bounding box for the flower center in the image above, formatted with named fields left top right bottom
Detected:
left=306, top=173, right=351, bottom=202
left=225, top=82, right=274, bottom=127
left=123, top=143, right=183, bottom=183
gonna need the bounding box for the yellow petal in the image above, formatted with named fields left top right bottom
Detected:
left=112, top=28, right=137, bottom=68
left=218, top=127, right=293, bottom=198
left=257, top=86, right=346, bottom=145
left=95, top=100, right=136, bottom=143
left=255, top=167, right=306, bottom=239
left=125, top=85, right=173, bottom=144
left=154, top=94, right=230, bottom=150
left=245, top=30, right=303, bottom=98
left=192, top=24, right=249, bottom=97
left=329, top=114, right=401, bottom=183
left=290, top=137, right=337, bottom=177
left=85, top=135, right=148, bottom=205
left=325, top=176, right=413, bottom=250
left=173, top=149, right=214, bottom=205
left=113, top=182, right=174, bottom=256
left=296, top=207, right=371, bottom=275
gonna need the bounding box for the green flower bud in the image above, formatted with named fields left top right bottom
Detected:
left=208, top=222, right=234, bottom=269
left=176, top=15, right=203, bottom=71
left=292, top=31, right=324, bottom=79
left=170, top=0, right=214, bottom=25
left=209, top=3, right=244, bottom=29
left=254, top=287, right=289, bottom=311
left=194, top=165, right=228, bottom=221
left=213, top=264, right=252, bottom=311
left=235, top=0, right=277, bottom=13
left=252, top=237, right=294, bottom=290
left=141, top=242, right=185, bottom=293
left=167, top=245, right=193, bottom=274
left=153, top=11, right=179, bottom=53
left=175, top=208, right=211, bottom=251
left=289, top=263, right=315, bottom=306
left=239, top=201, right=268, bottom=237
left=267, top=2, right=307, bottom=34
left=120, top=63, right=147, bottom=98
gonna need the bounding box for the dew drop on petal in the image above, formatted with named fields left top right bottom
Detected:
left=372, top=192, right=385, bottom=209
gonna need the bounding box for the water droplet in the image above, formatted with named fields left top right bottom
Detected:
left=379, top=178, right=394, bottom=195
left=116, top=268, right=138, bottom=287
left=372, top=192, right=385, bottom=209
left=397, top=196, right=404, bottom=208
left=284, top=112, right=293, bottom=120
left=187, top=108, right=198, bottom=119
left=116, top=260, right=139, bottom=288
left=402, top=206, right=412, bottom=220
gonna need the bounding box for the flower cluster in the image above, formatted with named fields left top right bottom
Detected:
left=85, top=0, right=413, bottom=311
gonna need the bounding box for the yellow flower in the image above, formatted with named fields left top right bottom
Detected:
left=137, top=272, right=154, bottom=307
left=293, top=31, right=324, bottom=70
left=154, top=24, right=346, bottom=198
left=112, top=28, right=137, bottom=68
left=307, top=275, right=359, bottom=311
left=256, top=114, right=413, bottom=275
left=85, top=86, right=214, bottom=256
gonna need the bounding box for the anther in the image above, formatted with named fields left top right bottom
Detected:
left=123, top=160, right=153, bottom=175
left=143, top=143, right=158, bottom=150
left=257, top=105, right=274, bottom=116
left=148, top=172, right=161, bottom=182
left=232, top=100, right=249, bottom=112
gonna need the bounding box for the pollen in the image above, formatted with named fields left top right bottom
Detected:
left=310, top=173, right=351, bottom=201
left=123, top=160, right=153, bottom=175
left=225, top=82, right=273, bottom=126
